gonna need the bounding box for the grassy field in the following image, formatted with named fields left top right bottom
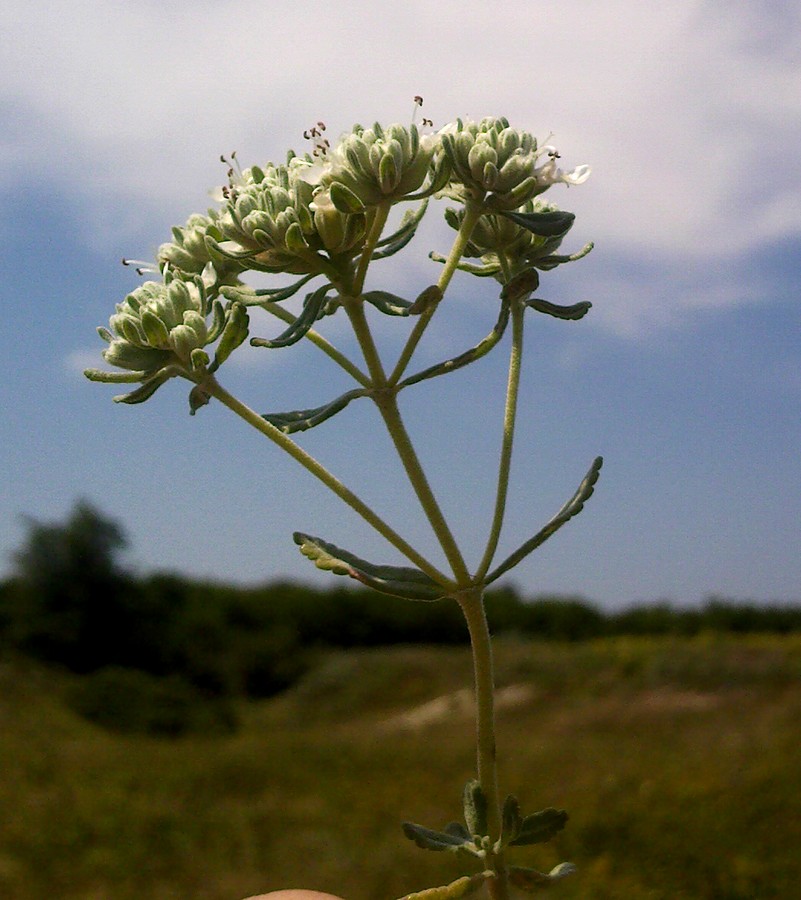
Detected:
left=2, top=633, right=801, bottom=899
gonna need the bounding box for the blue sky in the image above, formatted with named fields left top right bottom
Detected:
left=2, top=0, right=799, bottom=608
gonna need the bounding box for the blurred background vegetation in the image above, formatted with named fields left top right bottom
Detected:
left=2, top=502, right=800, bottom=897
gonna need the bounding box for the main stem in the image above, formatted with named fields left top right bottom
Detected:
left=458, top=587, right=509, bottom=900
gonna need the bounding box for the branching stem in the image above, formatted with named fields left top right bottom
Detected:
left=205, top=375, right=454, bottom=589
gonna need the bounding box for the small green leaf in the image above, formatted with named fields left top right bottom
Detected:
left=498, top=209, right=576, bottom=238
left=501, top=270, right=540, bottom=302
left=509, top=808, right=569, bottom=846
left=361, top=290, right=414, bottom=316
left=408, top=285, right=443, bottom=315
left=508, top=863, right=577, bottom=893
left=463, top=780, right=488, bottom=837
left=396, top=872, right=491, bottom=900
left=188, top=381, right=212, bottom=414
left=525, top=298, right=592, bottom=320
left=85, top=368, right=150, bottom=384
left=293, top=533, right=446, bottom=600
left=262, top=389, right=367, bottom=434
left=221, top=274, right=317, bottom=306
left=211, top=302, right=249, bottom=369
left=373, top=200, right=428, bottom=259
left=485, top=456, right=603, bottom=585
left=429, top=251, right=501, bottom=278
left=250, top=284, right=333, bottom=349
left=536, top=240, right=594, bottom=271
left=399, top=300, right=510, bottom=390
left=496, top=795, right=522, bottom=850
left=329, top=181, right=365, bottom=213
left=112, top=368, right=177, bottom=404
left=401, top=822, right=472, bottom=853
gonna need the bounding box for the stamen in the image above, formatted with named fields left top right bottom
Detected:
left=411, top=95, right=424, bottom=125
left=304, top=122, right=330, bottom=158
left=122, top=258, right=157, bottom=276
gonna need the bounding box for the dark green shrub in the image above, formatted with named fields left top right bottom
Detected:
left=67, top=666, right=237, bottom=736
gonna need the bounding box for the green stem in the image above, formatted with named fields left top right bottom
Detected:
left=389, top=200, right=484, bottom=385
left=475, top=298, right=525, bottom=582
left=204, top=375, right=454, bottom=588
left=376, top=394, right=472, bottom=585
left=342, top=296, right=388, bottom=386
left=457, top=587, right=509, bottom=900
left=344, top=298, right=471, bottom=585
left=353, top=202, right=392, bottom=295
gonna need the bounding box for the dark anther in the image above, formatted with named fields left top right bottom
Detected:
left=414, top=95, right=423, bottom=106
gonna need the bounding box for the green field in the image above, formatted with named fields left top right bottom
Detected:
left=3, top=634, right=801, bottom=899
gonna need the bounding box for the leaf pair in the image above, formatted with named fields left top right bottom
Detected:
left=293, top=457, right=602, bottom=601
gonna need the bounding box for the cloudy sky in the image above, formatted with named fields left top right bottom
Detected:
left=2, top=0, right=799, bottom=608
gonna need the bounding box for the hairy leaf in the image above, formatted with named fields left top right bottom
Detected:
left=401, top=822, right=472, bottom=853
left=293, top=533, right=446, bottom=600
left=463, top=780, right=488, bottom=837
left=525, top=298, right=592, bottom=320
left=399, top=300, right=510, bottom=389
left=396, top=872, right=491, bottom=900
left=498, top=209, right=576, bottom=238
left=262, top=389, right=367, bottom=434
left=508, top=863, right=577, bottom=892
left=509, top=808, right=569, bottom=846
left=485, top=457, right=602, bottom=585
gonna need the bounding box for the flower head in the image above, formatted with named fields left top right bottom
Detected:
left=104, top=274, right=211, bottom=371
left=440, top=117, right=589, bottom=211
left=212, top=159, right=368, bottom=275
left=156, top=210, right=245, bottom=294
left=314, top=122, right=446, bottom=211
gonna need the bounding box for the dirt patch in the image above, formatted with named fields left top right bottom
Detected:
left=380, top=683, right=534, bottom=731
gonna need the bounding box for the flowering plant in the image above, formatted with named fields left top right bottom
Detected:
left=87, top=107, right=600, bottom=900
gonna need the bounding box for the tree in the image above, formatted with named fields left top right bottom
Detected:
left=9, top=501, right=132, bottom=671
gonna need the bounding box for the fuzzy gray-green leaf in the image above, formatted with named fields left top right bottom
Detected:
left=401, top=822, right=472, bottom=853
left=293, top=533, right=445, bottom=600
left=250, top=284, right=332, bottom=349
left=463, top=780, right=488, bottom=837
left=361, top=290, right=414, bottom=316
left=525, top=298, right=592, bottom=320
left=263, top=389, right=367, bottom=434
left=509, top=808, right=569, bottom=846
left=399, top=300, right=510, bottom=389
left=507, top=863, right=577, bottom=892
left=485, top=456, right=602, bottom=585
left=499, top=209, right=576, bottom=238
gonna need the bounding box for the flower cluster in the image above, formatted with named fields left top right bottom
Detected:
left=156, top=210, right=245, bottom=292
left=313, top=121, right=446, bottom=210
left=88, top=113, right=591, bottom=405
left=85, top=270, right=248, bottom=406
left=439, top=116, right=589, bottom=210
left=211, top=158, right=371, bottom=277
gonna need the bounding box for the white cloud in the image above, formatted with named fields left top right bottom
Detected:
left=3, top=0, right=799, bottom=334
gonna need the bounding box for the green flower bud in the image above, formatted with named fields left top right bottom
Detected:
left=317, top=122, right=440, bottom=207
left=156, top=211, right=244, bottom=293
left=104, top=276, right=209, bottom=367
left=440, top=117, right=590, bottom=211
